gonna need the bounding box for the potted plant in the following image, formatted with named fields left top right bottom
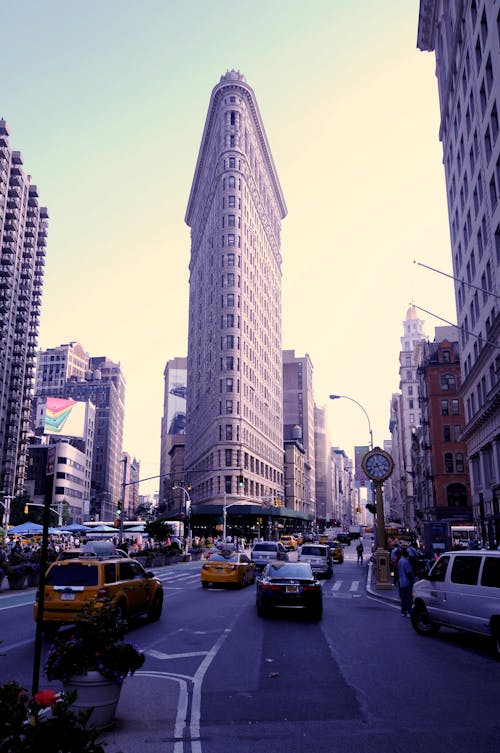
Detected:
left=44, top=600, right=145, bottom=728
left=0, top=680, right=106, bottom=752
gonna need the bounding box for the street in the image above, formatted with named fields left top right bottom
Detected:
left=1, top=541, right=499, bottom=753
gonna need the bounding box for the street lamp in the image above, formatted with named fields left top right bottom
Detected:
left=329, top=393, right=375, bottom=527
left=172, top=485, right=191, bottom=554
left=329, top=394, right=373, bottom=450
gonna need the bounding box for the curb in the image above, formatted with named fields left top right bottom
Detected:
left=365, top=562, right=400, bottom=605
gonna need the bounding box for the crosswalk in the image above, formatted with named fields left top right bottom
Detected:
left=153, top=567, right=365, bottom=598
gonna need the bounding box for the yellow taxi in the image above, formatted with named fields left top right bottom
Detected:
left=34, top=542, right=163, bottom=633
left=329, top=540, right=344, bottom=564
left=201, top=550, right=256, bottom=588
left=280, top=535, right=298, bottom=551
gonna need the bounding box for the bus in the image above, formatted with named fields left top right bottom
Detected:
left=450, top=525, right=478, bottom=549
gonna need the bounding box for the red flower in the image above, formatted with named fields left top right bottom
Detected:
left=34, top=688, right=58, bottom=707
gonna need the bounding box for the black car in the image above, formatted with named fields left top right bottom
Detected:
left=256, top=561, right=323, bottom=620
left=336, top=533, right=351, bottom=545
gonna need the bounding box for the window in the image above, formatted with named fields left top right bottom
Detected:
left=440, top=374, right=456, bottom=391
left=444, top=453, right=454, bottom=472
left=228, top=234, right=235, bottom=246
left=442, top=350, right=451, bottom=363
left=228, top=176, right=235, bottom=188
left=229, top=157, right=235, bottom=169
left=225, top=475, right=232, bottom=493
left=441, top=400, right=449, bottom=415
left=451, top=399, right=460, bottom=415
left=228, top=195, right=235, bottom=207
left=228, top=215, right=235, bottom=227
left=455, top=453, right=465, bottom=473
left=409, top=399, right=414, bottom=409
left=225, top=400, right=233, bottom=413
left=450, top=556, right=481, bottom=586
left=481, top=557, right=500, bottom=588
left=226, top=377, right=233, bottom=392
left=225, top=449, right=232, bottom=467
left=225, top=425, right=233, bottom=441
left=230, top=111, right=236, bottom=125
left=225, top=356, right=234, bottom=370
left=443, top=426, right=451, bottom=442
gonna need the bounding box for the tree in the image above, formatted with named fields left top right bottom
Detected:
left=145, top=519, right=174, bottom=543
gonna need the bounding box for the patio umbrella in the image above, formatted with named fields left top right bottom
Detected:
left=61, top=523, right=93, bottom=533
left=86, top=523, right=117, bottom=532
left=8, top=522, right=44, bottom=535
left=124, top=525, right=146, bottom=532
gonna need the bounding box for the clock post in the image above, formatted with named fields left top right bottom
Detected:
left=361, top=447, right=394, bottom=590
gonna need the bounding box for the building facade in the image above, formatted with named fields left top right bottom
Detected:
left=283, top=350, right=316, bottom=518
left=0, top=119, right=48, bottom=499
left=159, top=356, right=187, bottom=511
left=417, top=1, right=500, bottom=546
left=412, top=327, right=472, bottom=532
left=184, top=70, right=287, bottom=510
left=35, top=344, right=125, bottom=521
left=390, top=306, right=428, bottom=527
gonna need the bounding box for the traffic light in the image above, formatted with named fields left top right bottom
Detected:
left=237, top=475, right=244, bottom=488
left=116, top=500, right=122, bottom=516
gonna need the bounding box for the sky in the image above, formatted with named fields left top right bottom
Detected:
left=1, top=1, right=456, bottom=496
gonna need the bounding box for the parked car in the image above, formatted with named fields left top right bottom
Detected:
left=280, top=535, right=298, bottom=551
left=329, top=540, right=344, bottom=564
left=411, top=550, right=500, bottom=660
left=201, top=551, right=256, bottom=588
left=256, top=561, right=323, bottom=620
left=34, top=549, right=164, bottom=634
left=298, top=543, right=333, bottom=579
left=251, top=541, right=288, bottom=570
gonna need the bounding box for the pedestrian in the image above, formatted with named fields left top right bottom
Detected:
left=356, top=541, right=364, bottom=565
left=397, top=548, right=415, bottom=617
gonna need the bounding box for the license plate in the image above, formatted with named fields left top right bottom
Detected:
left=286, top=585, right=299, bottom=593
left=61, top=593, right=75, bottom=601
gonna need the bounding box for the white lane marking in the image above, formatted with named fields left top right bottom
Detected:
left=147, top=649, right=208, bottom=660
left=135, top=671, right=188, bottom=753
left=350, top=581, right=360, bottom=592
left=332, top=580, right=342, bottom=591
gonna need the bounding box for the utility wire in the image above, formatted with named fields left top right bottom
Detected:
left=414, top=260, right=500, bottom=301
left=411, top=302, right=500, bottom=351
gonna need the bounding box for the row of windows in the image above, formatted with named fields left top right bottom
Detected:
left=444, top=452, right=466, bottom=473
left=442, top=424, right=463, bottom=442
left=441, top=399, right=461, bottom=415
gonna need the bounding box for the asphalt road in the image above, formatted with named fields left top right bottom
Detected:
left=1, top=542, right=499, bottom=753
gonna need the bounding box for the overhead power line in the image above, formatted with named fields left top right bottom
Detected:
left=414, top=260, right=500, bottom=301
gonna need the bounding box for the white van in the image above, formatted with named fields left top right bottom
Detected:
left=411, top=550, right=500, bottom=660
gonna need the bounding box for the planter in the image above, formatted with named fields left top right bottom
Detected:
left=26, top=570, right=40, bottom=587
left=7, top=573, right=27, bottom=590
left=63, top=671, right=122, bottom=729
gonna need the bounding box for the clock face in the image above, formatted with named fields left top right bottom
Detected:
left=363, top=450, right=394, bottom=481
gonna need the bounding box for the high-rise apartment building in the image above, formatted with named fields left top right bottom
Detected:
left=184, top=71, right=287, bottom=508
left=0, top=119, right=48, bottom=498
left=417, top=1, right=500, bottom=546
left=35, top=343, right=125, bottom=520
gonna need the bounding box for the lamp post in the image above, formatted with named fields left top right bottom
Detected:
left=329, top=393, right=376, bottom=538
left=329, top=394, right=373, bottom=450
left=172, top=485, right=191, bottom=554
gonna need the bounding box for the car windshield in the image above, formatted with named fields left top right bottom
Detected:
left=253, top=543, right=277, bottom=551
left=46, top=563, right=99, bottom=586
left=301, top=546, right=327, bottom=556
left=209, top=553, right=239, bottom=563
left=266, top=563, right=313, bottom=580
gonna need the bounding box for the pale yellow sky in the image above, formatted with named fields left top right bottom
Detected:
left=2, top=1, right=454, bottom=494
